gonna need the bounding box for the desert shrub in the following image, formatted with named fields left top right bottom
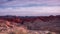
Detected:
left=8, top=31, right=16, bottom=34
left=9, top=26, right=28, bottom=34
left=0, top=29, right=2, bottom=32
left=47, top=32, right=51, bottom=34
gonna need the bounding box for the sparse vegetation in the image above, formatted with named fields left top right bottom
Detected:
left=0, top=15, right=60, bottom=34
left=8, top=31, right=15, bottom=34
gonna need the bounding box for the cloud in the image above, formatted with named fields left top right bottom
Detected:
left=0, top=0, right=60, bottom=7
left=0, top=6, right=60, bottom=16
left=0, top=0, right=60, bottom=16
left=0, top=0, right=13, bottom=4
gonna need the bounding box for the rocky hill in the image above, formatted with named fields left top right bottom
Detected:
left=0, top=15, right=60, bottom=34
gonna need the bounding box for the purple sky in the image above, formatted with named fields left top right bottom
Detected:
left=0, top=0, right=60, bottom=16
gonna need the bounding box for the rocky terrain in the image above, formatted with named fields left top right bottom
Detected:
left=0, top=20, right=57, bottom=34
left=0, top=15, right=60, bottom=34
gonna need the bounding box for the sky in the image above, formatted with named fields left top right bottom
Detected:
left=0, top=0, right=60, bottom=16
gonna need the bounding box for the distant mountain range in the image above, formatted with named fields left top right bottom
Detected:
left=0, top=15, right=60, bottom=23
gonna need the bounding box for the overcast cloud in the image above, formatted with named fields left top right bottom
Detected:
left=0, top=0, right=60, bottom=16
